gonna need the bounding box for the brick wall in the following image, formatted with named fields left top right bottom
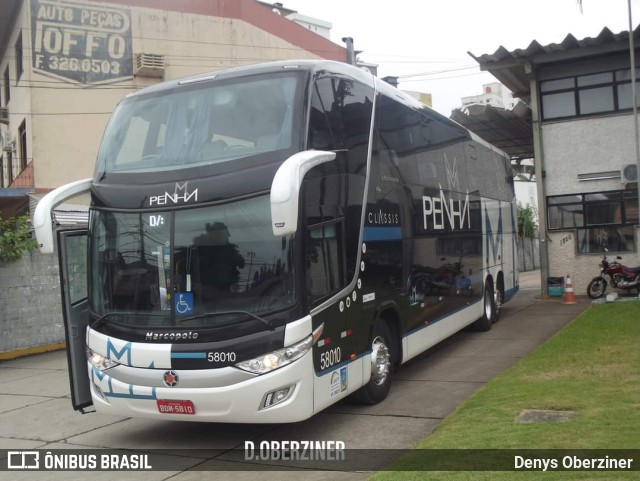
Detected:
left=0, top=249, right=64, bottom=353
left=547, top=229, right=640, bottom=295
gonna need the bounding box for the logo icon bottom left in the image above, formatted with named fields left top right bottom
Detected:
left=8, top=451, right=40, bottom=469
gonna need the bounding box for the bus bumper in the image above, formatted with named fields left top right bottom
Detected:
left=89, top=353, right=315, bottom=423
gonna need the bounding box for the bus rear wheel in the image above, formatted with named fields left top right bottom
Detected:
left=354, top=321, right=394, bottom=405
left=473, top=282, right=495, bottom=331
left=493, top=282, right=503, bottom=323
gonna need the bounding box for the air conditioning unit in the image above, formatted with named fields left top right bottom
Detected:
left=134, top=53, right=165, bottom=78
left=0, top=107, right=8, bottom=125
left=1, top=132, right=14, bottom=152
left=621, top=164, right=638, bottom=184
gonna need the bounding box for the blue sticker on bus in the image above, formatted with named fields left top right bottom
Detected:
left=174, top=292, right=193, bottom=316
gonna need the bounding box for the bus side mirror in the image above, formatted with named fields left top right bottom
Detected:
left=270, top=150, right=336, bottom=236
left=33, top=178, right=93, bottom=254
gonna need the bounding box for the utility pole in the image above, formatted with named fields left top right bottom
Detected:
left=628, top=0, right=640, bottom=261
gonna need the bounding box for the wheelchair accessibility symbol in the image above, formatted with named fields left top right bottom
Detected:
left=174, top=292, right=194, bottom=316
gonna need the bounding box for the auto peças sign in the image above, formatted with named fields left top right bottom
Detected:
left=30, top=0, right=132, bottom=85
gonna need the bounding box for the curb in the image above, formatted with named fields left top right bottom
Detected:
left=0, top=342, right=66, bottom=361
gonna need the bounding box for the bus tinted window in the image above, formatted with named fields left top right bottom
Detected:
left=308, top=76, right=373, bottom=175
left=96, top=73, right=301, bottom=173
left=89, top=195, right=296, bottom=327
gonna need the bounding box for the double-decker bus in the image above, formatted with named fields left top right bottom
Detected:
left=34, top=60, right=518, bottom=423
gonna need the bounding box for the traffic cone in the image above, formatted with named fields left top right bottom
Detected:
left=563, top=274, right=577, bottom=304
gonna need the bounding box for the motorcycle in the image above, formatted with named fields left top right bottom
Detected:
left=586, top=251, right=640, bottom=299
left=409, top=257, right=474, bottom=299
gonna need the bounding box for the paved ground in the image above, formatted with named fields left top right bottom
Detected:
left=0, top=270, right=591, bottom=479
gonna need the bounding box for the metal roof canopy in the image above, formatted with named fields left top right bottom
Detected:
left=454, top=26, right=640, bottom=161
left=450, top=102, right=533, bottom=159
left=469, top=26, right=640, bottom=104
left=52, top=204, right=89, bottom=226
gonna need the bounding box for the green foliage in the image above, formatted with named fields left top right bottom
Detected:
left=516, top=202, right=537, bottom=239
left=0, top=214, right=39, bottom=262
left=372, top=303, right=640, bottom=480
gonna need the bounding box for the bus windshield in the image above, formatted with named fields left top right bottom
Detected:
left=89, top=195, right=296, bottom=328
left=96, top=72, right=300, bottom=174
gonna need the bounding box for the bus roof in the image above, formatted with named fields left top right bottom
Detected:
left=125, top=60, right=376, bottom=99
left=123, top=59, right=509, bottom=160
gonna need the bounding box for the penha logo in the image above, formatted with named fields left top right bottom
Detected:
left=422, top=188, right=470, bottom=231
left=149, top=182, right=198, bottom=206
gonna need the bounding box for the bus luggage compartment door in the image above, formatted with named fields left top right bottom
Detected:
left=57, top=229, right=92, bottom=411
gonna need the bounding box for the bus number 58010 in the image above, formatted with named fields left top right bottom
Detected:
left=207, top=352, right=236, bottom=363
left=320, top=347, right=341, bottom=370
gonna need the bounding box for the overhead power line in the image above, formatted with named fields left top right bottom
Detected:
left=398, top=65, right=479, bottom=79
left=399, top=71, right=487, bottom=83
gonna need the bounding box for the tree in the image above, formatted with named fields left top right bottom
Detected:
left=0, top=214, right=39, bottom=262
left=517, top=202, right=537, bottom=239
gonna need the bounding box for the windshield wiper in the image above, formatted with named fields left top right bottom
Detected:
left=177, top=310, right=275, bottom=330
left=90, top=311, right=165, bottom=328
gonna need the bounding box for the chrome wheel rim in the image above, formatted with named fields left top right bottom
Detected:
left=494, top=289, right=502, bottom=316
left=371, top=336, right=390, bottom=386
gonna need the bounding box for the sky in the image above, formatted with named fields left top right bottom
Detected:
left=281, top=0, right=639, bottom=115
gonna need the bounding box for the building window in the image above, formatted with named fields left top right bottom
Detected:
left=540, top=68, right=640, bottom=120
left=3, top=66, right=9, bottom=104
left=0, top=154, right=4, bottom=187
left=548, top=189, right=638, bottom=253
left=577, top=226, right=635, bottom=253
left=547, top=194, right=584, bottom=229
left=15, top=32, right=23, bottom=82
left=18, top=120, right=27, bottom=170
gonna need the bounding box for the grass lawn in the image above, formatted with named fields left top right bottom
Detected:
left=372, top=302, right=640, bottom=480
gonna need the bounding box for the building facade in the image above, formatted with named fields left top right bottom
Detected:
left=472, top=28, right=640, bottom=294
left=0, top=0, right=345, bottom=217
left=261, top=2, right=332, bottom=40
left=461, top=82, right=518, bottom=110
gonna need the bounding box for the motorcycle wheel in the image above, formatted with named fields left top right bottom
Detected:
left=586, top=277, right=607, bottom=299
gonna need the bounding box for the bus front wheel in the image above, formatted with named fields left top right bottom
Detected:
left=355, top=321, right=394, bottom=405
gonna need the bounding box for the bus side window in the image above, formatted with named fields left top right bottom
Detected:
left=307, top=222, right=345, bottom=306
left=307, top=76, right=373, bottom=156
left=308, top=77, right=341, bottom=150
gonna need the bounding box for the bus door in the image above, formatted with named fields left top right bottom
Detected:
left=57, top=229, right=92, bottom=411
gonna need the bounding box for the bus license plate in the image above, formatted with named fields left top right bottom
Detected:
left=157, top=400, right=196, bottom=415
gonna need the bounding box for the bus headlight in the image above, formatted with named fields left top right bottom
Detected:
left=235, top=335, right=313, bottom=374
left=87, top=349, right=120, bottom=371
